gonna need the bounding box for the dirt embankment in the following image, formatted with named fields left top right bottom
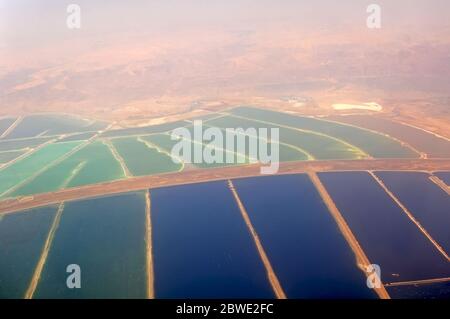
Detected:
left=1, top=159, right=449, bottom=215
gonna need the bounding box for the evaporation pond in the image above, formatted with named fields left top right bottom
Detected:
left=376, top=171, right=450, bottom=254
left=233, top=174, right=376, bottom=298
left=319, top=172, right=450, bottom=283
left=0, top=206, right=57, bottom=298
left=34, top=192, right=147, bottom=298
left=387, top=282, right=450, bottom=299
left=434, top=172, right=450, bottom=186
left=151, top=181, right=274, bottom=298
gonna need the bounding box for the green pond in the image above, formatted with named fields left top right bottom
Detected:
left=0, top=206, right=58, bottom=298
left=12, top=141, right=125, bottom=197
left=228, top=107, right=418, bottom=159
left=34, top=193, right=147, bottom=298
left=6, top=114, right=107, bottom=139
left=207, top=115, right=363, bottom=160
left=111, top=137, right=182, bottom=176
left=0, top=141, right=82, bottom=197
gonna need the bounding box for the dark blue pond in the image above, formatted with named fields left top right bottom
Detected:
left=151, top=181, right=274, bottom=299
left=434, top=171, right=450, bottom=186
left=232, top=174, right=376, bottom=299
left=319, top=171, right=450, bottom=284
left=34, top=192, right=147, bottom=298
left=387, top=282, right=450, bottom=299
left=376, top=171, right=450, bottom=254
left=0, top=206, right=57, bottom=298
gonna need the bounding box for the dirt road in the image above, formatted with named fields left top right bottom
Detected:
left=1, top=159, right=449, bottom=215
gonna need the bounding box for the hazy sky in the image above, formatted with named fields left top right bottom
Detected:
left=1, top=1, right=449, bottom=116
left=2, top=0, right=450, bottom=48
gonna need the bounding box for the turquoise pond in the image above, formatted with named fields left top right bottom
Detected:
left=0, top=206, right=58, bottom=298
left=34, top=193, right=147, bottom=299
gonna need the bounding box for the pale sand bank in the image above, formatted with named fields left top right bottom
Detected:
left=332, top=103, right=382, bottom=112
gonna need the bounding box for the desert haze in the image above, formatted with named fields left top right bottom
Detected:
left=1, top=0, right=449, bottom=135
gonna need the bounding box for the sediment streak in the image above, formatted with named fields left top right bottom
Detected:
left=103, top=139, right=132, bottom=178
left=429, top=175, right=450, bottom=196
left=145, top=191, right=155, bottom=299
left=227, top=180, right=287, bottom=299
left=308, top=172, right=390, bottom=299
left=369, top=171, right=449, bottom=261
left=0, top=116, right=23, bottom=139
left=24, top=202, right=64, bottom=299
left=385, top=276, right=450, bottom=287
